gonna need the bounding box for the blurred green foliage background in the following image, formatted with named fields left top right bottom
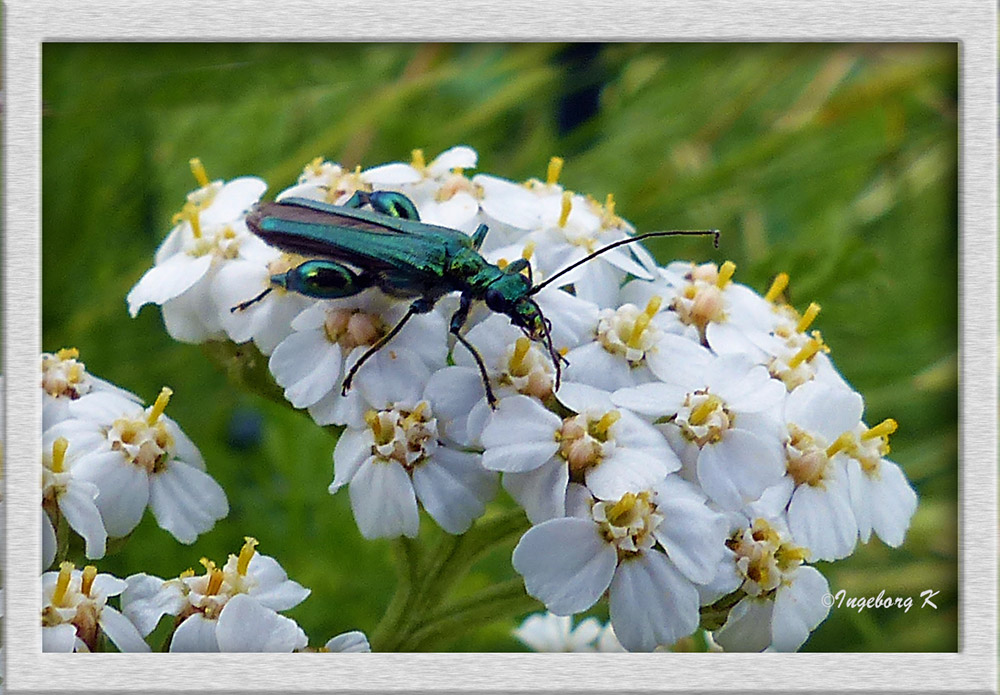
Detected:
left=41, top=43, right=957, bottom=652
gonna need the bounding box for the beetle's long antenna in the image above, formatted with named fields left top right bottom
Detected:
left=528, top=229, right=720, bottom=296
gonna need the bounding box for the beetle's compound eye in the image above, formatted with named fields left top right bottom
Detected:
left=484, top=288, right=507, bottom=312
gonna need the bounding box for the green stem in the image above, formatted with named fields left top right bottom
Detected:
left=401, top=578, right=539, bottom=651
left=369, top=537, right=422, bottom=652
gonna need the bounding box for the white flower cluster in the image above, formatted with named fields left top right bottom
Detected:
left=128, top=147, right=918, bottom=652
left=41, top=348, right=228, bottom=569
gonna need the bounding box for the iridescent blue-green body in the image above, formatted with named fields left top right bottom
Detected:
left=240, top=191, right=554, bottom=407
left=238, top=190, right=716, bottom=407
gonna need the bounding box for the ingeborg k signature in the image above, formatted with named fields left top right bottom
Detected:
left=821, top=589, right=940, bottom=613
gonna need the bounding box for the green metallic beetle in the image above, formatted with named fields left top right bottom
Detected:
left=236, top=190, right=717, bottom=407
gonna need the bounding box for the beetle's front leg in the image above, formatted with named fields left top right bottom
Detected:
left=341, top=296, right=435, bottom=396
left=450, top=293, right=499, bottom=409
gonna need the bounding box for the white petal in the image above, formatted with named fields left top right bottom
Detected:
left=244, top=554, right=311, bottom=611
left=122, top=574, right=186, bottom=636
left=481, top=396, right=560, bottom=472
left=512, top=517, right=617, bottom=615
left=99, top=606, right=151, bottom=652
left=771, top=566, right=830, bottom=651
left=349, top=458, right=419, bottom=539
left=609, top=551, right=699, bottom=651
left=73, top=451, right=149, bottom=538
left=502, top=458, right=569, bottom=524
left=169, top=613, right=220, bottom=652
left=642, top=334, right=714, bottom=387
left=324, top=631, right=371, bottom=652
left=867, top=459, right=918, bottom=547
left=148, top=461, right=228, bottom=544
left=355, top=348, right=430, bottom=409
left=58, top=481, right=107, bottom=559
left=473, top=174, right=541, bottom=229
left=429, top=145, right=478, bottom=175
left=652, top=478, right=728, bottom=584
left=362, top=162, right=422, bottom=185
left=42, top=511, right=57, bottom=570
left=270, top=330, right=342, bottom=408
left=563, top=342, right=633, bottom=391
left=216, top=594, right=308, bottom=652
left=533, top=288, right=600, bottom=350
left=714, top=597, right=775, bottom=652
left=423, top=366, right=485, bottom=446
left=697, top=429, right=786, bottom=510
left=412, top=448, right=497, bottom=534
left=126, top=254, right=212, bottom=316
left=784, top=380, right=864, bottom=442
left=43, top=624, right=79, bottom=652
left=611, top=382, right=688, bottom=418
left=553, top=381, right=613, bottom=414
left=787, top=478, right=858, bottom=561
left=331, top=427, right=373, bottom=492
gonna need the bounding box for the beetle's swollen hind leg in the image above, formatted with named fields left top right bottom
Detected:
left=341, top=297, right=432, bottom=396
left=450, top=293, right=498, bottom=409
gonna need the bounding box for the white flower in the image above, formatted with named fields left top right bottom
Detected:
left=645, top=260, right=777, bottom=356
left=837, top=419, right=918, bottom=548
left=42, top=562, right=149, bottom=653
left=749, top=380, right=863, bottom=561
left=330, top=348, right=497, bottom=538
left=323, top=631, right=371, bottom=653
left=42, top=435, right=107, bottom=562
left=122, top=537, right=310, bottom=652
left=513, top=477, right=728, bottom=651
left=513, top=612, right=603, bottom=652
left=614, top=348, right=786, bottom=511
left=127, top=159, right=269, bottom=343
left=711, top=516, right=830, bottom=652
left=481, top=384, right=678, bottom=523
left=270, top=288, right=447, bottom=427
left=44, top=388, right=228, bottom=543
left=41, top=348, right=140, bottom=430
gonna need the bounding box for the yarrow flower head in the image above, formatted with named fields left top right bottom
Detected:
left=41, top=348, right=140, bottom=430
left=43, top=386, right=227, bottom=543
left=122, top=537, right=311, bottom=652
left=42, top=562, right=149, bottom=653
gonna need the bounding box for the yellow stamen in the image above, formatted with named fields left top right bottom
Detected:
left=558, top=191, right=572, bottom=228
left=627, top=312, right=651, bottom=349
left=56, top=347, right=79, bottom=361
left=689, top=395, right=722, bottom=426
left=189, top=158, right=210, bottom=188
left=67, top=363, right=84, bottom=382
left=497, top=258, right=509, bottom=270
left=716, top=261, right=736, bottom=289
left=546, top=156, right=564, bottom=185
left=206, top=568, right=224, bottom=596
left=179, top=568, right=195, bottom=579
left=81, top=565, right=97, bottom=597
left=511, top=337, right=531, bottom=371
left=862, top=418, right=898, bottom=441
left=146, top=387, right=173, bottom=426
left=764, top=273, right=789, bottom=303
left=607, top=492, right=637, bottom=525
left=787, top=338, right=823, bottom=368
left=199, top=558, right=216, bottom=573
left=410, top=149, right=426, bottom=171
left=307, top=156, right=324, bottom=176
left=364, top=410, right=382, bottom=440
left=558, top=346, right=569, bottom=357
left=776, top=544, right=809, bottom=568
left=826, top=432, right=855, bottom=458
left=403, top=402, right=429, bottom=428
left=354, top=165, right=362, bottom=175
left=644, top=295, right=663, bottom=317
left=592, top=411, right=621, bottom=438
left=237, top=537, right=259, bottom=576
left=604, top=193, right=616, bottom=218
left=521, top=240, right=536, bottom=261
left=796, top=303, right=821, bottom=333
left=51, top=437, right=69, bottom=474
left=52, top=562, right=74, bottom=607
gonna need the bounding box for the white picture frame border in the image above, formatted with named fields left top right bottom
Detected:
left=5, top=1, right=996, bottom=692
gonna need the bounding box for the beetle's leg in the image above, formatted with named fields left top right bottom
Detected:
left=449, top=293, right=498, bottom=409
left=471, top=223, right=489, bottom=251
left=230, top=287, right=273, bottom=312
left=341, top=296, right=434, bottom=396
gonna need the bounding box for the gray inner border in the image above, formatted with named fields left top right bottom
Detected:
left=4, top=1, right=996, bottom=693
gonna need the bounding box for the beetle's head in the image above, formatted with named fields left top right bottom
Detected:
left=484, top=272, right=541, bottom=336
